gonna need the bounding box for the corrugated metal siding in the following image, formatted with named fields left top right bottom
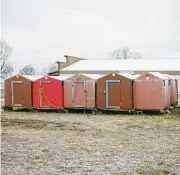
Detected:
left=5, top=81, right=11, bottom=106
left=64, top=74, right=97, bottom=108
left=172, top=75, right=180, bottom=92
left=134, top=72, right=170, bottom=110
left=96, top=73, right=133, bottom=110
left=164, top=74, right=177, bottom=105
left=33, top=76, right=64, bottom=108
left=5, top=75, right=33, bottom=107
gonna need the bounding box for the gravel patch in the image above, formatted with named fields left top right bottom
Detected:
left=1, top=111, right=180, bottom=175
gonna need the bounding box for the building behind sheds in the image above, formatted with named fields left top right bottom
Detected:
left=53, top=57, right=180, bottom=93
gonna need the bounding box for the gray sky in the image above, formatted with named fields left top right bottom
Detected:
left=1, top=0, right=180, bottom=72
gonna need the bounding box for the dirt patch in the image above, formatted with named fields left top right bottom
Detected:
left=1, top=111, right=180, bottom=175
left=171, top=108, right=180, bottom=116
left=1, top=88, right=4, bottom=98
left=1, top=118, right=88, bottom=132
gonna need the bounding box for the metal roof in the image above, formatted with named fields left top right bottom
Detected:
left=163, top=74, right=176, bottom=80
left=119, top=73, right=140, bottom=80
left=149, top=72, right=169, bottom=80
left=49, top=75, right=71, bottom=81
left=65, top=73, right=102, bottom=80
left=21, top=75, right=43, bottom=81
left=61, top=59, right=180, bottom=72
left=81, top=73, right=102, bottom=79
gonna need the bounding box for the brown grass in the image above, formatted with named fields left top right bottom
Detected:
left=1, top=111, right=180, bottom=174
left=1, top=88, right=4, bottom=98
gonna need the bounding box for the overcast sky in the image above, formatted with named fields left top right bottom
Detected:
left=1, top=0, right=180, bottom=72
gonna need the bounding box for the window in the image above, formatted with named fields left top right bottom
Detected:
left=163, top=80, right=165, bottom=87
left=168, top=80, right=171, bottom=86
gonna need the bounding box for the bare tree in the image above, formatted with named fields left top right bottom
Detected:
left=109, top=46, right=142, bottom=59
left=47, top=63, right=58, bottom=73
left=19, top=64, right=36, bottom=75
left=0, top=40, right=13, bottom=79
left=131, top=52, right=142, bottom=59
left=121, top=47, right=131, bottom=59
left=39, top=63, right=58, bottom=75
left=39, top=68, right=48, bottom=76
left=1, top=62, right=14, bottom=79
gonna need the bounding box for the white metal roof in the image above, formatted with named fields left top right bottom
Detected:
left=81, top=73, right=102, bottom=79
left=49, top=75, right=71, bottom=81
left=21, top=75, right=43, bottom=81
left=163, top=74, right=176, bottom=80
left=119, top=73, right=140, bottom=80
left=149, top=72, right=169, bottom=80
left=61, top=59, right=180, bottom=72
left=65, top=73, right=103, bottom=80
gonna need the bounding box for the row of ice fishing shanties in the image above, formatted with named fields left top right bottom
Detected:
left=4, top=72, right=178, bottom=112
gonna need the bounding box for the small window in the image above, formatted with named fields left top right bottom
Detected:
left=168, top=80, right=171, bottom=86
left=163, top=80, right=165, bottom=87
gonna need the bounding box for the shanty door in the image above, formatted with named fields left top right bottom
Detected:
left=106, top=80, right=121, bottom=108
left=39, top=80, right=52, bottom=108
left=11, top=81, right=23, bottom=106
left=72, top=81, right=86, bottom=107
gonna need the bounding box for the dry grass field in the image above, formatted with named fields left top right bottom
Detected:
left=1, top=89, right=4, bottom=99
left=1, top=110, right=180, bottom=175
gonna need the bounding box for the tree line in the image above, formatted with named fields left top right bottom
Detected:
left=0, top=40, right=58, bottom=78
left=18, top=63, right=58, bottom=76
left=1, top=39, right=142, bottom=78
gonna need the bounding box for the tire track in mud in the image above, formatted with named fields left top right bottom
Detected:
left=1, top=118, right=86, bottom=131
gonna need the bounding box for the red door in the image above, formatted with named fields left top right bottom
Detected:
left=40, top=81, right=52, bottom=107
